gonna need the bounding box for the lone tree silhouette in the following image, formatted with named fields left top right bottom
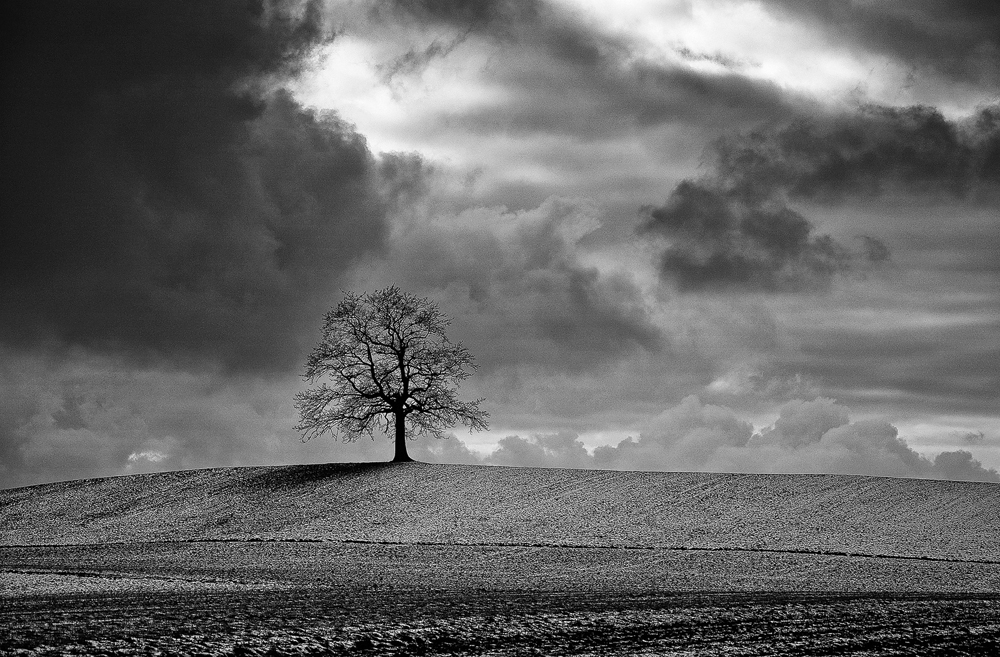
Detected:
left=294, top=286, right=489, bottom=462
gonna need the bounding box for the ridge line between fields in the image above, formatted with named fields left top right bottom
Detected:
left=339, top=539, right=1000, bottom=565
left=0, top=566, right=235, bottom=585
left=2, top=539, right=998, bottom=566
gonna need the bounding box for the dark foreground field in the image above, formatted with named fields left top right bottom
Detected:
left=3, top=462, right=1000, bottom=655
left=5, top=587, right=999, bottom=656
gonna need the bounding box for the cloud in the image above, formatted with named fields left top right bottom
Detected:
left=0, top=344, right=350, bottom=489
left=593, top=395, right=754, bottom=471
left=760, top=0, right=1000, bottom=86
left=748, top=400, right=1000, bottom=482
left=778, top=290, right=1000, bottom=418
left=454, top=20, right=802, bottom=141
left=430, top=396, right=1000, bottom=483
left=962, top=430, right=987, bottom=445
left=673, top=47, right=753, bottom=72
left=0, top=0, right=409, bottom=373
left=353, top=196, right=663, bottom=374
left=641, top=102, right=1000, bottom=293
left=640, top=180, right=867, bottom=292
left=757, top=397, right=850, bottom=448
left=375, top=0, right=805, bottom=140
left=376, top=0, right=541, bottom=33
left=712, top=103, right=1000, bottom=204
left=704, top=362, right=816, bottom=404
left=932, top=449, right=1000, bottom=482
left=310, top=0, right=821, bottom=249
left=408, top=432, right=484, bottom=465
left=488, top=431, right=595, bottom=469
left=338, top=193, right=732, bottom=434
left=376, top=34, right=471, bottom=83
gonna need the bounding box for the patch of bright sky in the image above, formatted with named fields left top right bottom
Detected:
left=295, top=0, right=996, bottom=163
left=450, top=427, right=633, bottom=456
left=293, top=33, right=506, bottom=159
left=553, top=0, right=910, bottom=103
left=899, top=419, right=1000, bottom=471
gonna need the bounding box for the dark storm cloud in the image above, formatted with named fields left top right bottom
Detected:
left=760, top=0, right=1000, bottom=85
left=641, top=103, right=1000, bottom=292
left=712, top=104, right=1000, bottom=204
left=0, top=0, right=398, bottom=372
left=640, top=180, right=859, bottom=292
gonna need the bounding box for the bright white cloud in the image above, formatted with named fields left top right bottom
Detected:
left=293, top=31, right=503, bottom=159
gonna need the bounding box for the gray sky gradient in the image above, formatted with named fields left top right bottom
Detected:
left=1, top=0, right=998, bottom=488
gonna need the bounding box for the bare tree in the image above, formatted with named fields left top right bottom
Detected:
left=294, top=286, right=489, bottom=462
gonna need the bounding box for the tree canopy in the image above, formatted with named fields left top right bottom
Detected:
left=294, top=286, right=488, bottom=461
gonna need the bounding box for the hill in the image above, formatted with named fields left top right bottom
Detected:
left=3, top=462, right=999, bottom=562
left=4, top=463, right=1000, bottom=655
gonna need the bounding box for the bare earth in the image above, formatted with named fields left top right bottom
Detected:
left=2, top=463, right=999, bottom=655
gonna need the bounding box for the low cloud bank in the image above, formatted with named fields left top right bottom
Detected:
left=0, top=347, right=332, bottom=490
left=417, top=396, right=999, bottom=483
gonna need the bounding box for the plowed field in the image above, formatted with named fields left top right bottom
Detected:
left=3, top=463, right=999, bottom=654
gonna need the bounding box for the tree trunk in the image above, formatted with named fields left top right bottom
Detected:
left=392, top=412, right=413, bottom=462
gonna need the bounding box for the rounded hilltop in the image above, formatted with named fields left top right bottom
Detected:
left=1, top=462, right=998, bottom=564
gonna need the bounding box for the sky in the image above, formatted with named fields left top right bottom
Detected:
left=2, top=0, right=999, bottom=488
